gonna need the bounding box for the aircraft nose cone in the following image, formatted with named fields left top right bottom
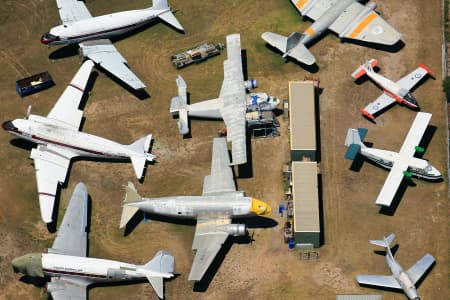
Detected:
left=2, top=120, right=16, bottom=132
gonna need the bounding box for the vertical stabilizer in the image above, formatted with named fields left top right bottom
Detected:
left=128, top=135, right=155, bottom=179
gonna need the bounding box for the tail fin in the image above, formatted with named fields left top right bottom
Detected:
left=120, top=182, right=142, bottom=228
left=370, top=233, right=395, bottom=248
left=128, top=135, right=155, bottom=179
left=344, top=128, right=368, bottom=160
left=152, top=0, right=184, bottom=31
left=284, top=34, right=315, bottom=65
left=170, top=75, right=189, bottom=135
left=352, top=59, right=378, bottom=79
left=143, top=250, right=175, bottom=299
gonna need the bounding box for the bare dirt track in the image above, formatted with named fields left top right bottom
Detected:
left=0, top=1, right=448, bottom=299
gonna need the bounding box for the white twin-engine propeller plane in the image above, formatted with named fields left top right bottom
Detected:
left=344, top=112, right=441, bottom=207
left=42, top=0, right=184, bottom=90
left=12, top=183, right=174, bottom=300
left=2, top=60, right=155, bottom=223
left=170, top=33, right=280, bottom=165
left=357, top=233, right=435, bottom=300
left=352, top=59, right=433, bottom=120
left=262, top=0, right=401, bottom=66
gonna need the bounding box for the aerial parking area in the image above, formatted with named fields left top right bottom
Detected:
left=0, top=0, right=447, bottom=299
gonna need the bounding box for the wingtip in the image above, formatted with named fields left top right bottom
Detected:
left=418, top=64, right=433, bottom=75
left=359, top=108, right=375, bottom=120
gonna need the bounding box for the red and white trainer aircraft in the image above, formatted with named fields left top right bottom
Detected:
left=352, top=59, right=433, bottom=120
left=2, top=61, right=155, bottom=223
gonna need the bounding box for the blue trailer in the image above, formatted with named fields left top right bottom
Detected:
left=16, top=71, right=54, bottom=97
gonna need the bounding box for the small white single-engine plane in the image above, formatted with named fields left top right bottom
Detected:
left=12, top=183, right=174, bottom=299
left=357, top=233, right=435, bottom=300
left=119, top=137, right=272, bottom=282
left=42, top=0, right=184, bottom=90
left=352, top=59, right=433, bottom=120
left=170, top=33, right=279, bottom=165
left=344, top=112, right=441, bottom=207
left=2, top=60, right=155, bottom=223
left=262, top=0, right=401, bottom=66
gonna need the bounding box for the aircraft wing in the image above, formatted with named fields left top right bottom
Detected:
left=202, top=138, right=236, bottom=196
left=396, top=66, right=432, bottom=92
left=398, top=112, right=432, bottom=158
left=356, top=274, right=401, bottom=289
left=48, top=277, right=90, bottom=300
left=328, top=2, right=401, bottom=45
left=361, top=93, right=395, bottom=118
left=48, top=183, right=89, bottom=257
left=218, top=34, right=247, bottom=165
left=30, top=145, right=77, bottom=223
left=188, top=217, right=231, bottom=281
left=79, top=39, right=146, bottom=90
left=407, top=253, right=435, bottom=285
left=375, top=160, right=409, bottom=207
left=56, top=0, right=93, bottom=23
left=47, top=60, right=94, bottom=130
left=290, top=0, right=333, bottom=20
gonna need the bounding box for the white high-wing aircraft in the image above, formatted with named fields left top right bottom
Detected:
left=119, top=138, right=272, bottom=282
left=12, top=183, right=174, bottom=299
left=41, top=0, right=184, bottom=90
left=357, top=233, right=435, bottom=300
left=2, top=60, right=155, bottom=223
left=352, top=59, right=433, bottom=120
left=344, top=112, right=441, bottom=207
left=262, top=0, right=401, bottom=66
left=170, top=33, right=279, bottom=165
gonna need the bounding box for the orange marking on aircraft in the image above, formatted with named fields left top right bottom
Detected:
left=305, top=27, right=315, bottom=35
left=349, top=12, right=377, bottom=39
left=295, top=0, right=309, bottom=10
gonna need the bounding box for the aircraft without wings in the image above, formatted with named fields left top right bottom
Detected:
left=344, top=112, right=441, bottom=208
left=352, top=59, right=433, bottom=120
left=2, top=60, right=155, bottom=223
left=119, top=137, right=272, bottom=282
left=357, top=233, right=435, bottom=300
left=42, top=0, right=184, bottom=90
left=262, top=0, right=401, bottom=66
left=170, top=33, right=279, bottom=165
left=12, top=183, right=174, bottom=299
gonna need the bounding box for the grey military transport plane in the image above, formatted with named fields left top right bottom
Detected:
left=262, top=0, right=402, bottom=66
left=120, top=137, right=272, bottom=282
left=12, top=183, right=174, bottom=299
left=357, top=233, right=435, bottom=300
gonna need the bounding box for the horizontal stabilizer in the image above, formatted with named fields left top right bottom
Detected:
left=158, top=11, right=184, bottom=31
left=130, top=155, right=146, bottom=179
left=170, top=75, right=189, bottom=135
left=352, top=59, right=378, bottom=79
left=147, top=276, right=163, bottom=299
left=120, top=182, right=142, bottom=228
left=344, top=144, right=361, bottom=160
left=344, top=128, right=367, bottom=148
left=286, top=42, right=316, bottom=65
left=144, top=250, right=175, bottom=298
left=358, top=128, right=368, bottom=141
left=370, top=233, right=395, bottom=248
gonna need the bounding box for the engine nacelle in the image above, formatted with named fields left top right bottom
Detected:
left=106, top=268, right=128, bottom=280
left=217, top=224, right=247, bottom=236
left=244, top=79, right=258, bottom=90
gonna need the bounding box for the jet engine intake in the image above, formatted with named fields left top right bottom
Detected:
left=244, top=79, right=258, bottom=90
left=217, top=224, right=247, bottom=236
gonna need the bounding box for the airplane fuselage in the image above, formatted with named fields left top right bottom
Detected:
left=385, top=248, right=420, bottom=300
left=361, top=147, right=441, bottom=181
left=42, top=8, right=169, bottom=45
left=42, top=253, right=170, bottom=282
left=2, top=117, right=143, bottom=160
left=363, top=67, right=419, bottom=109
left=130, top=192, right=255, bottom=219
left=299, top=0, right=356, bottom=45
